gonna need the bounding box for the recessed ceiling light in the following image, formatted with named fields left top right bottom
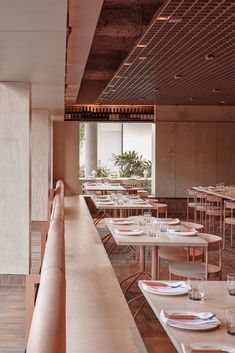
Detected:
left=190, top=97, right=197, bottom=101
left=115, top=75, right=122, bottom=78
left=174, top=74, right=182, bottom=79
left=157, top=15, right=170, bottom=21
left=138, top=56, right=147, bottom=60
left=137, top=44, right=147, bottom=48
left=123, top=62, right=132, bottom=66
left=205, top=54, right=215, bottom=60
left=154, top=88, right=160, bottom=92
left=220, top=100, right=226, bottom=104
left=111, top=89, right=116, bottom=92
left=212, top=88, right=220, bottom=93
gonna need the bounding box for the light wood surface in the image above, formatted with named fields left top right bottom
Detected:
left=139, top=280, right=235, bottom=353
left=65, top=195, right=148, bottom=353
left=155, top=120, right=235, bottom=197
left=84, top=183, right=126, bottom=192
left=105, top=219, right=207, bottom=247
left=0, top=82, right=30, bottom=274
left=91, top=196, right=154, bottom=211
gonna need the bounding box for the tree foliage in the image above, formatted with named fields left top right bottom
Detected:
left=112, top=150, right=151, bottom=177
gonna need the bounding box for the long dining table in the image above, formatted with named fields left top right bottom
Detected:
left=138, top=280, right=235, bottom=353
left=105, top=218, right=208, bottom=280
left=193, top=185, right=235, bottom=201
left=91, top=195, right=154, bottom=218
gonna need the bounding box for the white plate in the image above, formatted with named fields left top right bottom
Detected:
left=168, top=229, right=198, bottom=236
left=182, top=342, right=235, bottom=353
left=110, top=219, right=134, bottom=225
left=154, top=218, right=180, bottom=225
left=161, top=310, right=221, bottom=331
left=115, top=228, right=143, bottom=236
left=141, top=281, right=188, bottom=296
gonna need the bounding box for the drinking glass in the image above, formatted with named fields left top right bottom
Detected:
left=148, top=221, right=159, bottom=237
left=187, top=278, right=205, bottom=301
left=159, top=221, right=168, bottom=233
left=227, top=273, right=235, bottom=296
left=226, top=308, right=235, bottom=335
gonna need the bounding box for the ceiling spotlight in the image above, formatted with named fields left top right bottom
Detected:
left=190, top=97, right=197, bottom=101
left=174, top=74, right=182, bottom=79
left=123, top=62, right=132, bottom=66
left=137, top=44, right=147, bottom=48
left=157, top=15, right=170, bottom=21
left=115, top=75, right=122, bottom=78
left=138, top=56, right=147, bottom=60
left=111, top=89, right=116, bottom=92
left=154, top=88, right=160, bottom=92
left=205, top=54, right=215, bottom=60
left=220, top=100, right=226, bottom=104
left=212, top=88, right=220, bottom=93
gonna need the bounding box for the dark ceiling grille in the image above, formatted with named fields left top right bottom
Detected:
left=97, top=0, right=235, bottom=106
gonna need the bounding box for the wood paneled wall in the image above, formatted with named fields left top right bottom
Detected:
left=156, top=120, right=235, bottom=197
left=53, top=121, right=81, bottom=195
left=0, top=82, right=30, bottom=274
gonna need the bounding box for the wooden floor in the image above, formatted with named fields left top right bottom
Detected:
left=0, top=217, right=235, bottom=352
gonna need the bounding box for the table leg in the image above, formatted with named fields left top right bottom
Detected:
left=151, top=246, right=159, bottom=280
left=139, top=245, right=145, bottom=272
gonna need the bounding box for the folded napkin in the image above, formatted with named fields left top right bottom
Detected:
left=181, top=343, right=234, bottom=353
left=160, top=310, right=220, bottom=327
left=142, top=281, right=187, bottom=293
left=114, top=228, right=142, bottom=235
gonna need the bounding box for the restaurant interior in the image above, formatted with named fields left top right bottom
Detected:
left=0, top=1, right=235, bottom=353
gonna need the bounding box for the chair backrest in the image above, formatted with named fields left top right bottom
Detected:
left=206, top=195, right=222, bottom=211
left=224, top=201, right=235, bottom=210
left=181, top=221, right=204, bottom=231
left=198, top=233, right=222, bottom=251
left=198, top=233, right=222, bottom=276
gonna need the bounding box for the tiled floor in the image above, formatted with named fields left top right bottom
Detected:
left=0, top=219, right=235, bottom=353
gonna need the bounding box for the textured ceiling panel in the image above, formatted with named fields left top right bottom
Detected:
left=97, top=0, right=235, bottom=106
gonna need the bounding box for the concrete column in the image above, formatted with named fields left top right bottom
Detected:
left=85, top=123, right=97, bottom=176
left=31, top=109, right=50, bottom=221
left=0, top=82, right=31, bottom=274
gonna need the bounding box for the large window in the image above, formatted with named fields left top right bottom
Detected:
left=80, top=122, right=153, bottom=177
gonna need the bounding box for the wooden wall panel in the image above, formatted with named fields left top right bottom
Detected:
left=196, top=123, right=216, bottom=186
left=31, top=109, right=49, bottom=221
left=216, top=123, right=235, bottom=185
left=0, top=82, right=30, bottom=274
left=64, top=121, right=80, bottom=195
left=175, top=122, right=196, bottom=197
left=156, top=122, right=176, bottom=197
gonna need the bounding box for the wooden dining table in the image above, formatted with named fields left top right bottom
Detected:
left=138, top=280, right=235, bottom=353
left=105, top=218, right=208, bottom=280
left=83, top=182, right=126, bottom=194
left=91, top=195, right=154, bottom=218
left=193, top=185, right=235, bottom=201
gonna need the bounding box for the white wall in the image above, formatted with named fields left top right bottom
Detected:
left=123, top=123, right=152, bottom=161
left=0, top=82, right=30, bottom=274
